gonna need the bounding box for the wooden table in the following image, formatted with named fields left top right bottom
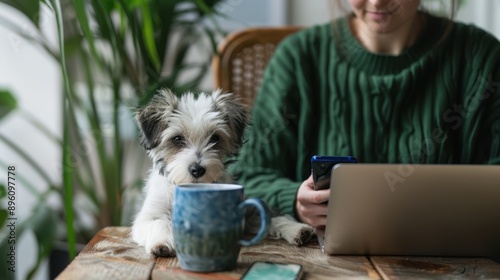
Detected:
left=57, top=227, right=500, bottom=279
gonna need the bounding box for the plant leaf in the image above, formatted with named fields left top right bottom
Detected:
left=0, top=184, right=5, bottom=199
left=0, top=183, right=7, bottom=228
left=47, top=0, right=78, bottom=260
left=192, top=0, right=211, bottom=14
left=26, top=204, right=58, bottom=279
left=0, top=0, right=41, bottom=27
left=0, top=209, right=6, bottom=228
left=141, top=1, right=161, bottom=70
left=28, top=205, right=58, bottom=256
left=62, top=98, right=77, bottom=260
left=70, top=0, right=102, bottom=68
left=0, top=89, right=17, bottom=120
left=126, top=0, right=148, bottom=9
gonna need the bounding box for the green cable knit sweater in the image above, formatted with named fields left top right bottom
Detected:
left=229, top=13, right=500, bottom=217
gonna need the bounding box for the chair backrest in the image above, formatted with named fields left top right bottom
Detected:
left=213, top=27, right=301, bottom=108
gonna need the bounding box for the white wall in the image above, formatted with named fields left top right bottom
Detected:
left=457, top=0, right=500, bottom=39
left=0, top=4, right=60, bottom=280
left=215, top=0, right=288, bottom=29
left=288, top=0, right=331, bottom=26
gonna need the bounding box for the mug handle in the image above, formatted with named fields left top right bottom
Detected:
left=238, top=198, right=271, bottom=246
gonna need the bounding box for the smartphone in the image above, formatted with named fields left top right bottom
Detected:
left=311, top=155, right=357, bottom=190
left=241, top=261, right=303, bottom=280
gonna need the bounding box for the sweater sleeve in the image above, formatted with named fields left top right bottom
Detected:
left=483, top=63, right=500, bottom=164
left=483, top=58, right=500, bottom=164
left=228, top=35, right=310, bottom=217
left=460, top=28, right=500, bottom=164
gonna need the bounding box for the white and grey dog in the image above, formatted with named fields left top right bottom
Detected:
left=131, top=89, right=314, bottom=257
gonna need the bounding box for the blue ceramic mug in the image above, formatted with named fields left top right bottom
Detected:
left=173, top=183, right=270, bottom=272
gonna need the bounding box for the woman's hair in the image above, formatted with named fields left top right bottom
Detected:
left=329, top=0, right=459, bottom=48
left=419, top=0, right=459, bottom=46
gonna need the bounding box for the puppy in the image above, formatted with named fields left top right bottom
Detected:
left=131, top=89, right=314, bottom=257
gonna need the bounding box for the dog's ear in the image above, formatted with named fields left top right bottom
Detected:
left=213, top=89, right=249, bottom=151
left=135, top=88, right=178, bottom=150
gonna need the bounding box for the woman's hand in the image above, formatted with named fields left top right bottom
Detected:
left=295, top=174, right=330, bottom=228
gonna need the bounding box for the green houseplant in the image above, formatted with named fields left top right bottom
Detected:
left=0, top=0, right=227, bottom=278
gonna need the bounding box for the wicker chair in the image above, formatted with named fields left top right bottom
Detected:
left=213, top=27, right=301, bottom=108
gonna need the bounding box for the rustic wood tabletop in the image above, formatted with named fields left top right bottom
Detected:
left=56, top=227, right=500, bottom=280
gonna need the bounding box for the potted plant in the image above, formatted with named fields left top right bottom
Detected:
left=0, top=0, right=227, bottom=278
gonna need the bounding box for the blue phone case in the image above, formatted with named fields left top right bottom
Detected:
left=311, top=155, right=357, bottom=190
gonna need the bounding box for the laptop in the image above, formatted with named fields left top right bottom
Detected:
left=318, top=163, right=500, bottom=257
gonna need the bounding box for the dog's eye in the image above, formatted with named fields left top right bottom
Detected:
left=172, top=136, right=184, bottom=146
left=209, top=135, right=220, bottom=144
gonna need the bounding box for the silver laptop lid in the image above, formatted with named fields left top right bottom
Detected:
left=324, top=164, right=500, bottom=257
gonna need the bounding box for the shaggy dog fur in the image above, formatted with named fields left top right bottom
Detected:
left=131, top=89, right=314, bottom=257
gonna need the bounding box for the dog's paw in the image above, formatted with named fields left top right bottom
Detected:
left=291, top=224, right=315, bottom=246
left=150, top=243, right=176, bottom=257
left=132, top=219, right=176, bottom=257
left=269, top=215, right=316, bottom=246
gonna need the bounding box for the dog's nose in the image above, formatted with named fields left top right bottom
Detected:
left=189, top=164, right=206, bottom=178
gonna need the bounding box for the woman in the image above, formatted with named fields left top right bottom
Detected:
left=229, top=0, right=500, bottom=228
